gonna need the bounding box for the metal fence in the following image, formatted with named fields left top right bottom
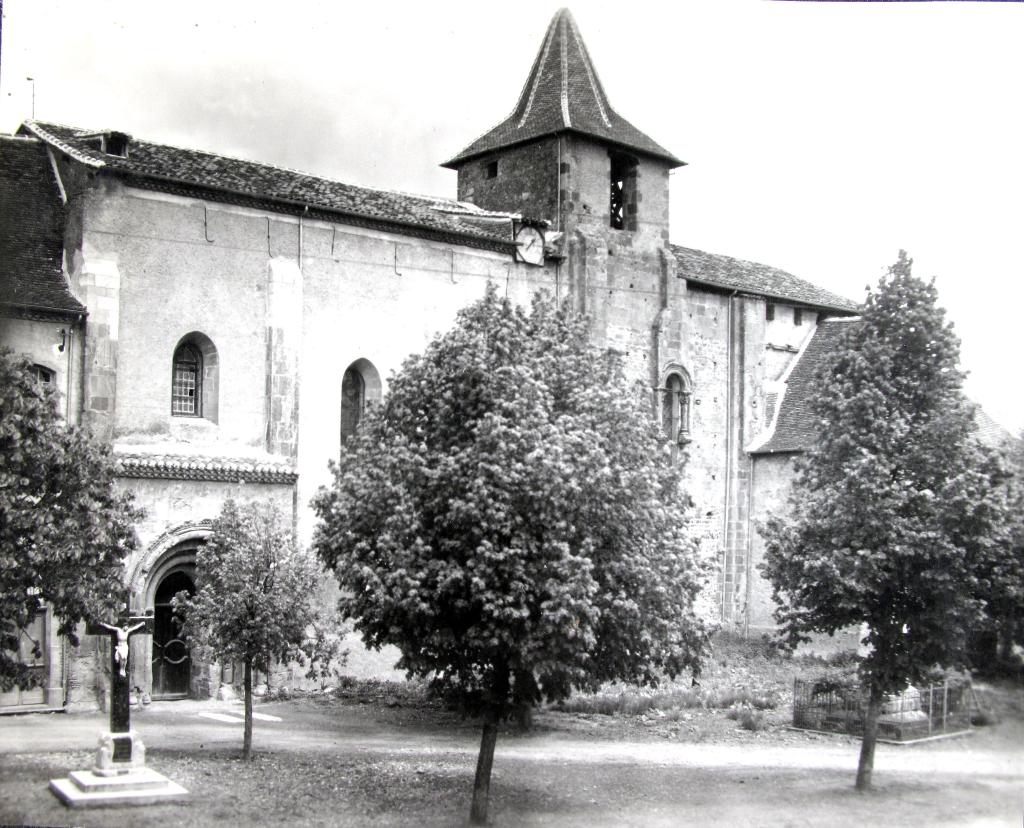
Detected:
left=792, top=677, right=973, bottom=743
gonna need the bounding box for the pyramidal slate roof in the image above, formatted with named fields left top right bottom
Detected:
left=0, top=135, right=84, bottom=318
left=18, top=121, right=517, bottom=252
left=671, top=245, right=861, bottom=313
left=443, top=8, right=683, bottom=169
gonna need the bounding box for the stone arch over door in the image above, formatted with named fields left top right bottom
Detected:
left=128, top=522, right=213, bottom=699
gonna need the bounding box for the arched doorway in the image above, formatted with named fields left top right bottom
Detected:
left=151, top=570, right=194, bottom=699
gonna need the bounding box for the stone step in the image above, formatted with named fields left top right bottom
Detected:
left=68, top=768, right=174, bottom=792
left=49, top=769, right=188, bottom=808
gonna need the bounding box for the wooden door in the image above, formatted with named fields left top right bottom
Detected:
left=151, top=571, right=193, bottom=698
left=0, top=608, right=47, bottom=707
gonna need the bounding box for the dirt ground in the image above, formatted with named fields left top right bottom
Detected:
left=1, top=681, right=1021, bottom=828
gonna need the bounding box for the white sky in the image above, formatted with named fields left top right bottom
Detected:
left=2, top=0, right=1021, bottom=434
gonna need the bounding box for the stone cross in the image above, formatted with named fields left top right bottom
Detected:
left=86, top=597, right=154, bottom=769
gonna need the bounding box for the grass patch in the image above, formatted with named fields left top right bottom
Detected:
left=726, top=706, right=769, bottom=732
left=554, top=631, right=863, bottom=719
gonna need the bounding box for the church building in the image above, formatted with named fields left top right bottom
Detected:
left=1, top=9, right=861, bottom=711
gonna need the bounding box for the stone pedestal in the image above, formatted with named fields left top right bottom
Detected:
left=49, top=729, right=188, bottom=807
left=49, top=766, right=188, bottom=808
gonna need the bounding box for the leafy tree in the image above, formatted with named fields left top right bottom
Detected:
left=313, top=286, right=709, bottom=824
left=173, top=498, right=325, bottom=758
left=976, top=433, right=1024, bottom=667
left=760, top=252, right=1009, bottom=790
left=0, top=348, right=140, bottom=690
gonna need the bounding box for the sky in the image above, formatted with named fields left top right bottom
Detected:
left=1, top=0, right=1021, bottom=434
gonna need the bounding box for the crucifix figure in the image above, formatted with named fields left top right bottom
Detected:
left=95, top=619, right=148, bottom=678
left=86, top=595, right=154, bottom=773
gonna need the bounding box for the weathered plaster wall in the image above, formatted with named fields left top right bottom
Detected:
left=764, top=303, right=816, bottom=382
left=747, top=452, right=797, bottom=630
left=292, top=215, right=551, bottom=542
left=0, top=316, right=83, bottom=423
left=119, top=477, right=294, bottom=555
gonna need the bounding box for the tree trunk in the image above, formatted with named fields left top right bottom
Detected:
left=855, top=684, right=882, bottom=791
left=469, top=705, right=500, bottom=825
left=997, top=609, right=1016, bottom=663
left=243, top=656, right=253, bottom=760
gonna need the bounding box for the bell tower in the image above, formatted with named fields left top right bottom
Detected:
left=442, top=7, right=684, bottom=251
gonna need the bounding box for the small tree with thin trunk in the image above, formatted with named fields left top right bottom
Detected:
left=760, top=252, right=1008, bottom=790
left=0, top=348, right=141, bottom=690
left=173, top=499, right=323, bottom=759
left=313, top=287, right=709, bottom=823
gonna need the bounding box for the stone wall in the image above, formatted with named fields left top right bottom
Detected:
left=747, top=452, right=797, bottom=630
left=456, top=137, right=559, bottom=222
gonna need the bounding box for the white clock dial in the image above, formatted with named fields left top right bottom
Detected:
left=514, top=226, right=545, bottom=266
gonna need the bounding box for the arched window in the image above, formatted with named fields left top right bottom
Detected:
left=171, top=333, right=219, bottom=422
left=661, top=370, right=691, bottom=443
left=171, top=343, right=201, bottom=416
left=340, top=358, right=382, bottom=444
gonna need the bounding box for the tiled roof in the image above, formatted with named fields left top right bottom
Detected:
left=750, top=317, right=1014, bottom=455
left=443, top=9, right=682, bottom=169
left=116, top=453, right=297, bottom=485
left=0, top=136, right=84, bottom=317
left=749, top=318, right=857, bottom=455
left=671, top=245, right=861, bottom=313
left=971, top=407, right=1013, bottom=450
left=19, top=121, right=517, bottom=251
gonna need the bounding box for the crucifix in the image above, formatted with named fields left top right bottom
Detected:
left=49, top=593, right=188, bottom=806
left=86, top=595, right=154, bottom=773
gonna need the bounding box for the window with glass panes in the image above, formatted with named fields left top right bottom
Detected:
left=171, top=344, right=201, bottom=415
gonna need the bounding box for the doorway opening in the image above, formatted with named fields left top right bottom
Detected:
left=152, top=570, right=194, bottom=699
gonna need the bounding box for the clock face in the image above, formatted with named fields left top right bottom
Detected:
left=514, top=225, right=545, bottom=266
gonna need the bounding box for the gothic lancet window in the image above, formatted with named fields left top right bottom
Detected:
left=661, top=371, right=691, bottom=444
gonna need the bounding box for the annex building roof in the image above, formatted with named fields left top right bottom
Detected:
left=18, top=120, right=519, bottom=253
left=442, top=8, right=683, bottom=169
left=671, top=245, right=861, bottom=314
left=750, top=317, right=1014, bottom=455
left=0, top=135, right=85, bottom=318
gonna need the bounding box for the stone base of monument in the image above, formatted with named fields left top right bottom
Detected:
left=49, top=730, right=188, bottom=808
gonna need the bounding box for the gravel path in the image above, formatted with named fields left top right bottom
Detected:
left=1, top=694, right=1021, bottom=827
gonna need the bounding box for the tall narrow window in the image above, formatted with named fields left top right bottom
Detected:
left=609, top=152, right=638, bottom=230
left=340, top=367, right=366, bottom=443
left=171, top=344, right=201, bottom=416
left=340, top=358, right=383, bottom=445
left=793, top=308, right=803, bottom=326
left=661, top=371, right=691, bottom=443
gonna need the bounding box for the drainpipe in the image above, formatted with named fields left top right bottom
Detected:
left=744, top=453, right=755, bottom=636
left=650, top=249, right=671, bottom=418
left=722, top=290, right=739, bottom=622
left=63, top=321, right=74, bottom=422
left=78, top=310, right=88, bottom=426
